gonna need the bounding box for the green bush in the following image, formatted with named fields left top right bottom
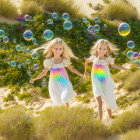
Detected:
left=100, top=0, right=138, bottom=21
left=3, top=93, right=15, bottom=102
left=18, top=92, right=32, bottom=101
left=34, top=106, right=111, bottom=140
left=0, top=106, right=34, bottom=140
left=0, top=0, right=18, bottom=18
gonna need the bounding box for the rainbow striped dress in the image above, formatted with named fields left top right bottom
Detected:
left=89, top=55, right=117, bottom=110
left=44, top=58, right=77, bottom=105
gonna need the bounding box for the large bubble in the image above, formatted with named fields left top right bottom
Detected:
left=33, top=64, right=39, bottom=70
left=0, top=30, right=5, bottom=38
left=16, top=45, right=22, bottom=51
left=24, top=15, right=31, bottom=21
left=118, top=22, right=131, bottom=36
left=127, top=41, right=135, bottom=49
left=43, top=30, right=54, bottom=40
left=63, top=20, right=72, bottom=30
left=134, top=60, right=140, bottom=68
left=31, top=52, right=39, bottom=59
left=23, top=30, right=33, bottom=41
left=133, top=52, right=139, bottom=59
left=62, top=13, right=69, bottom=20
left=52, top=12, right=57, bottom=18
left=11, top=61, right=16, bottom=67
left=3, top=36, right=9, bottom=43
left=47, top=19, right=53, bottom=24
left=127, top=50, right=134, bottom=59
left=94, top=24, right=100, bottom=32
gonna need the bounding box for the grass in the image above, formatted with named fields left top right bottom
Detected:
left=34, top=106, right=111, bottom=140
left=0, top=106, right=33, bottom=140
left=0, top=0, right=18, bottom=18
left=100, top=0, right=138, bottom=21
left=76, top=95, right=90, bottom=103
left=21, top=0, right=83, bottom=19
left=3, top=93, right=15, bottom=102
left=125, top=70, right=140, bottom=92
left=110, top=106, right=140, bottom=134
left=120, top=127, right=140, bottom=140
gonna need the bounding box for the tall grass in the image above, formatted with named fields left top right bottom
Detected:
left=100, top=0, right=138, bottom=21
left=110, top=107, right=140, bottom=134
left=34, top=106, right=111, bottom=140
left=0, top=0, right=18, bottom=18
left=21, top=0, right=83, bottom=19
left=120, top=127, right=140, bottom=140
left=0, top=106, right=34, bottom=140
left=125, top=70, right=140, bottom=92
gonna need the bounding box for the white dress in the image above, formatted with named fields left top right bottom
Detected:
left=43, top=58, right=77, bottom=105
left=89, top=55, right=117, bottom=110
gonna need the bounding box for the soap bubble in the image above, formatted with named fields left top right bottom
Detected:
left=11, top=61, right=16, bottom=67
left=127, top=41, right=135, bottom=49
left=23, top=30, right=33, bottom=41
left=94, top=17, right=100, bottom=23
left=118, top=22, right=131, bottom=36
left=31, top=52, right=39, bottom=59
left=133, top=52, right=139, bottom=59
left=47, top=19, right=53, bottom=24
left=3, top=36, right=9, bottom=43
left=134, top=60, right=140, bottom=68
left=52, top=12, right=57, bottom=18
left=43, top=30, right=54, bottom=40
left=24, top=15, right=31, bottom=21
left=33, top=64, right=39, bottom=70
left=16, top=45, right=22, bottom=51
left=94, top=24, right=100, bottom=32
left=62, top=13, right=69, bottom=20
left=63, top=20, right=72, bottom=30
left=0, top=30, right=5, bottom=38
left=26, top=59, right=31, bottom=63
left=127, top=50, right=134, bottom=59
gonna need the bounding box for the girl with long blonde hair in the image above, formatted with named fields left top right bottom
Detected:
left=30, top=38, right=84, bottom=107
left=84, top=39, right=132, bottom=120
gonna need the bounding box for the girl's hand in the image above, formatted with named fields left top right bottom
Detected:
left=80, top=74, right=85, bottom=78
left=29, top=79, right=36, bottom=84
left=84, top=71, right=89, bottom=77
left=84, top=57, right=88, bottom=61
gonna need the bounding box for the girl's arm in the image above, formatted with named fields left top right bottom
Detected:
left=29, top=67, right=49, bottom=83
left=66, top=65, right=84, bottom=77
left=84, top=57, right=91, bottom=76
left=110, top=64, right=132, bottom=73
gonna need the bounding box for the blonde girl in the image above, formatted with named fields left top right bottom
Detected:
left=84, top=39, right=132, bottom=120
left=30, top=38, right=84, bottom=107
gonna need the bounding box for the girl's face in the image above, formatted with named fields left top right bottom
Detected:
left=97, top=43, right=108, bottom=57
left=52, top=43, right=63, bottom=57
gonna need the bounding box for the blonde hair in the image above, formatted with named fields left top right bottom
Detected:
left=32, top=38, right=77, bottom=61
left=90, top=39, right=119, bottom=57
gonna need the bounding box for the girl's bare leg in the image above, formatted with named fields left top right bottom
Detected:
left=96, top=96, right=103, bottom=120
left=106, top=108, right=112, bottom=119
left=66, top=103, right=69, bottom=107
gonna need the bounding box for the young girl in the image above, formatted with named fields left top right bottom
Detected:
left=84, top=39, right=132, bottom=120
left=30, top=38, right=84, bottom=107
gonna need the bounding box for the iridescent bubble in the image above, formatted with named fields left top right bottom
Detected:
left=94, top=17, right=100, bottom=23
left=11, top=61, right=16, bottom=67
left=127, top=41, right=135, bottom=49
left=42, top=23, right=44, bottom=26
left=31, top=52, right=39, bottom=59
left=18, top=64, right=22, bottom=69
left=42, top=78, right=46, bottom=82
left=127, top=50, right=134, bottom=59
left=47, top=19, right=53, bottom=24
left=26, top=59, right=31, bottom=63
left=0, top=30, right=5, bottom=38
left=87, top=25, right=94, bottom=32
left=41, top=82, right=46, bottom=87
left=134, top=60, right=140, bottom=68
left=43, top=30, right=54, bottom=40
left=24, top=15, right=31, bottom=21
left=32, top=38, right=38, bottom=45
left=23, top=30, right=33, bottom=41
left=62, top=13, right=69, bottom=20
left=3, top=36, right=9, bottom=43
left=52, top=12, right=57, bottom=18
left=118, top=22, right=131, bottom=36
left=63, top=20, right=72, bottom=30
left=133, top=52, right=139, bottom=59
left=85, top=21, right=90, bottom=26
left=26, top=48, right=31, bottom=53
left=16, top=45, right=22, bottom=51
left=104, top=24, right=107, bottom=28
left=83, top=18, right=87, bottom=22
left=34, top=64, right=39, bottom=70
left=94, top=24, right=100, bottom=32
